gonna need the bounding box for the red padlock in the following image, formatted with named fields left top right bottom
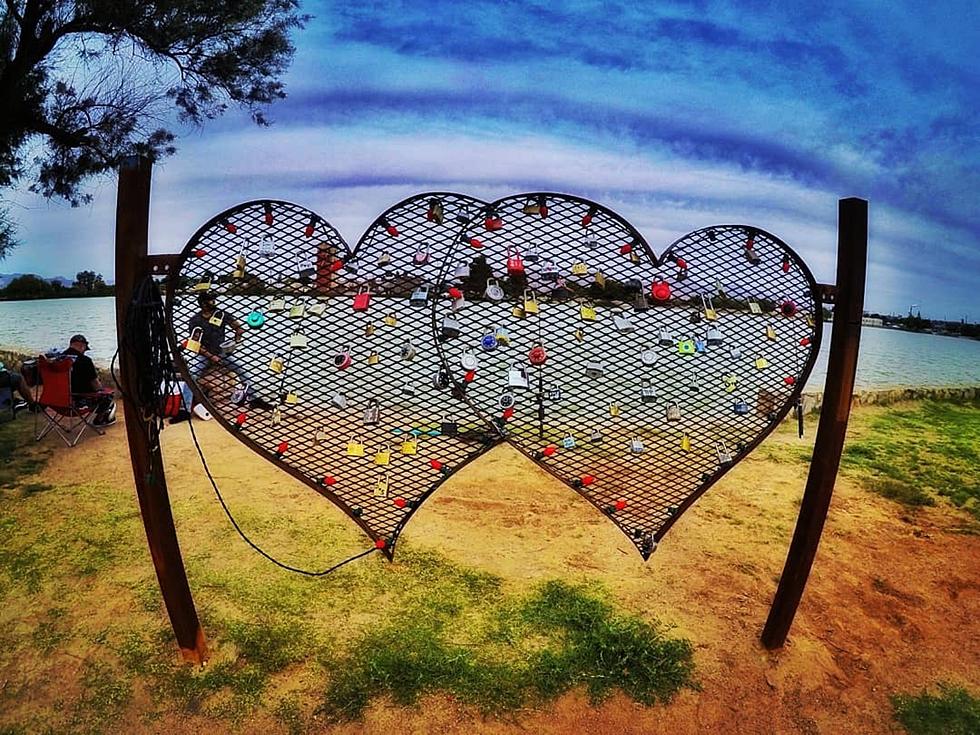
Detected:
left=352, top=286, right=371, bottom=312
left=502, top=406, right=515, bottom=419
left=429, top=459, right=443, bottom=471
left=800, top=336, right=811, bottom=347
left=469, top=237, right=483, bottom=249
left=485, top=215, right=503, bottom=231
left=447, top=286, right=463, bottom=300
left=784, top=376, right=796, bottom=385
left=619, top=242, right=633, bottom=255
left=780, top=300, right=798, bottom=318
left=193, top=249, right=206, bottom=258
left=321, top=475, right=337, bottom=486
left=276, top=441, right=289, bottom=457
left=580, top=474, right=595, bottom=486
left=374, top=538, right=387, bottom=549
left=782, top=253, right=791, bottom=273
left=235, top=413, right=247, bottom=429
left=264, top=202, right=274, bottom=225
left=304, top=214, right=317, bottom=237
left=676, top=257, right=687, bottom=269
left=381, top=217, right=399, bottom=238
left=614, top=499, right=627, bottom=511
left=221, top=218, right=236, bottom=234
left=330, top=258, right=344, bottom=272
left=394, top=497, right=406, bottom=508
left=542, top=444, right=557, bottom=456
left=464, top=369, right=476, bottom=383
left=528, top=344, right=547, bottom=366
left=581, top=206, right=596, bottom=227
left=650, top=278, right=671, bottom=302
left=506, top=246, right=525, bottom=275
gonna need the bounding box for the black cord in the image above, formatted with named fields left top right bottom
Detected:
left=115, top=275, right=379, bottom=576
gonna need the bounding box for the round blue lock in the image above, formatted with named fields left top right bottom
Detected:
left=246, top=310, right=265, bottom=328
left=480, top=333, right=498, bottom=351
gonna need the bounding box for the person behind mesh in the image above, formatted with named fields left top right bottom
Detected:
left=62, top=334, right=117, bottom=426
left=176, top=293, right=272, bottom=421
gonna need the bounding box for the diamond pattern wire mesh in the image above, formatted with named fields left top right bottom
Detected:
left=164, top=193, right=821, bottom=561
left=165, top=196, right=493, bottom=555
left=431, top=193, right=821, bottom=558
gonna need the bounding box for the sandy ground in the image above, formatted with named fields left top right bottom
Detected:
left=7, top=402, right=980, bottom=734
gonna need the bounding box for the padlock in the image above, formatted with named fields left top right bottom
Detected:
left=585, top=361, right=605, bottom=378
left=528, top=344, right=547, bottom=366
left=383, top=313, right=398, bottom=327
left=641, top=379, right=657, bottom=403
left=230, top=382, right=250, bottom=406
left=410, top=284, right=430, bottom=307
left=658, top=328, right=673, bottom=347
left=353, top=286, right=371, bottom=312
left=400, top=381, right=416, bottom=397
left=378, top=251, right=392, bottom=267
left=634, top=291, right=650, bottom=311
left=498, top=392, right=516, bottom=410
left=724, top=373, right=739, bottom=393
left=545, top=385, right=563, bottom=402
left=258, top=234, right=276, bottom=256
left=246, top=309, right=265, bottom=328
left=523, top=290, right=539, bottom=315
left=594, top=271, right=606, bottom=288
left=689, top=373, right=700, bottom=393
left=480, top=332, right=498, bottom=352
left=494, top=326, right=511, bottom=345
left=690, top=310, right=702, bottom=324
left=441, top=316, right=461, bottom=339
left=748, top=299, right=763, bottom=314
left=374, top=472, right=390, bottom=498
left=589, top=428, right=603, bottom=443
left=676, top=257, right=689, bottom=281
left=766, top=324, right=777, bottom=341
left=805, top=313, right=815, bottom=327
left=453, top=261, right=470, bottom=279
left=268, top=296, right=286, bottom=312
left=232, top=248, right=247, bottom=279
left=542, top=261, right=560, bottom=281
left=608, top=402, right=621, bottom=417
left=745, top=233, right=761, bottom=264
left=630, top=437, right=645, bottom=454
left=185, top=327, right=203, bottom=353
left=562, top=433, right=576, bottom=449
left=346, top=437, right=365, bottom=457
left=695, top=338, right=707, bottom=354
left=580, top=301, right=597, bottom=321
left=296, top=255, right=315, bottom=280
left=414, top=247, right=430, bottom=265
left=640, top=348, right=657, bottom=366
left=733, top=398, right=750, bottom=415
left=521, top=196, right=541, bottom=215
left=331, top=391, right=348, bottom=409
left=485, top=279, right=505, bottom=301
left=400, top=340, right=416, bottom=361
left=284, top=390, right=299, bottom=405
left=269, top=355, right=284, bottom=373
left=730, top=346, right=743, bottom=360
left=451, top=294, right=468, bottom=312
left=706, top=326, right=723, bottom=346
left=209, top=309, right=225, bottom=327
left=289, top=301, right=305, bottom=319
left=289, top=329, right=308, bottom=349
left=583, top=227, right=598, bottom=249
left=677, top=339, right=696, bottom=355
left=506, top=246, right=525, bottom=275
left=191, top=273, right=212, bottom=292
left=308, top=302, right=326, bottom=316
left=525, top=244, right=540, bottom=263
left=666, top=402, right=681, bottom=421
left=460, top=349, right=479, bottom=372
left=363, top=400, right=380, bottom=426
left=702, top=294, right=718, bottom=321
left=433, top=368, right=451, bottom=390
left=613, top=312, right=634, bottom=333
left=484, top=211, right=503, bottom=230
left=507, top=363, right=529, bottom=389
left=427, top=197, right=445, bottom=224
left=367, top=350, right=380, bottom=365
left=334, top=346, right=353, bottom=369
left=681, top=434, right=692, bottom=452
left=755, top=356, right=769, bottom=370
left=375, top=444, right=391, bottom=466
left=440, top=417, right=458, bottom=436
left=511, top=305, right=526, bottom=319
left=574, top=328, right=584, bottom=342
left=716, top=440, right=733, bottom=466
left=401, top=437, right=418, bottom=455
left=271, top=406, right=281, bottom=426
left=314, top=425, right=329, bottom=444
left=650, top=277, right=671, bottom=302
left=571, top=262, right=588, bottom=276
left=364, top=322, right=376, bottom=337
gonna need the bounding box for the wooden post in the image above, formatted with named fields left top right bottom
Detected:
left=114, top=155, right=208, bottom=663
left=761, top=197, right=868, bottom=649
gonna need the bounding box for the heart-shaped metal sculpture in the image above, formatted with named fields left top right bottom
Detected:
left=166, top=193, right=820, bottom=560
left=431, top=194, right=821, bottom=557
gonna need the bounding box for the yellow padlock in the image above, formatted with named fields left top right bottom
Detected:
left=523, top=290, right=539, bottom=315
left=594, top=271, right=606, bottom=288
left=346, top=437, right=365, bottom=457
left=289, top=302, right=305, bottom=319
left=364, top=322, right=376, bottom=337
left=209, top=309, right=225, bottom=327
left=185, top=327, right=203, bottom=353
left=580, top=302, right=597, bottom=321
left=571, top=262, right=588, bottom=275
left=367, top=351, right=380, bottom=365
left=681, top=434, right=691, bottom=452
left=748, top=300, right=762, bottom=314
left=374, top=472, right=390, bottom=498
left=383, top=313, right=398, bottom=327
left=375, top=444, right=391, bottom=466
left=574, top=328, right=584, bottom=342
left=766, top=324, right=777, bottom=341
left=511, top=305, right=526, bottom=319
left=284, top=391, right=299, bottom=405
left=191, top=275, right=212, bottom=292
left=269, top=356, right=284, bottom=373
left=608, top=402, right=621, bottom=417
left=401, top=438, right=418, bottom=455
left=755, top=356, right=769, bottom=370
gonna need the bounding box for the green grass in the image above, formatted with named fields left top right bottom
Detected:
left=892, top=683, right=980, bottom=735
left=0, top=416, right=53, bottom=491
left=843, top=400, right=980, bottom=519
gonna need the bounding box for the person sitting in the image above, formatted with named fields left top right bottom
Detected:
left=0, top=362, right=36, bottom=417
left=179, top=293, right=272, bottom=415
left=62, top=334, right=116, bottom=426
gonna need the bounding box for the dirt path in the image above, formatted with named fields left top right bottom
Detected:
left=11, top=404, right=980, bottom=733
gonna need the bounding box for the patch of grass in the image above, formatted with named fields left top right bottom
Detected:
left=31, top=607, right=69, bottom=653
left=892, top=683, right=980, bottom=734
left=843, top=400, right=980, bottom=518
left=273, top=695, right=306, bottom=735
left=319, top=579, right=696, bottom=722
left=0, top=417, right=53, bottom=491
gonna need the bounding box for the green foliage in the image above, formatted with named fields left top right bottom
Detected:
left=319, top=579, right=696, bottom=722
left=842, top=400, right=980, bottom=518
left=0, top=416, right=53, bottom=490
left=892, top=684, right=980, bottom=735
left=0, top=271, right=114, bottom=299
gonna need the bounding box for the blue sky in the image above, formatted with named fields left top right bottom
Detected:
left=4, top=0, right=978, bottom=319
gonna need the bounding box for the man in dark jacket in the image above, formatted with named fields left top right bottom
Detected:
left=62, top=334, right=116, bottom=426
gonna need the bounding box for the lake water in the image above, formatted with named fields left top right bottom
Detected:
left=1, top=297, right=979, bottom=391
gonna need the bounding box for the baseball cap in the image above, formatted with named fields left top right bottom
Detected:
left=69, top=334, right=89, bottom=349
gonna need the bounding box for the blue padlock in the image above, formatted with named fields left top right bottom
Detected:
left=695, top=338, right=707, bottom=353
left=480, top=332, right=499, bottom=352
left=733, top=398, right=750, bottom=415
left=246, top=309, right=265, bottom=328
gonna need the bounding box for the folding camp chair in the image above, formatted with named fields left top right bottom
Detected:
left=34, top=355, right=105, bottom=446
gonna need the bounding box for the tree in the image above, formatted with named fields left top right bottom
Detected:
left=0, top=1, right=307, bottom=259
left=74, top=269, right=97, bottom=292
left=1, top=273, right=51, bottom=298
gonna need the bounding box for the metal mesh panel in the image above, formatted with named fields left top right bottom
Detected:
left=165, top=196, right=493, bottom=556
left=432, top=193, right=821, bottom=558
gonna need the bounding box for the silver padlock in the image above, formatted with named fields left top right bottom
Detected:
left=729, top=346, right=743, bottom=359
left=410, top=284, right=430, bottom=307
left=733, top=397, right=750, bottom=415
left=613, top=312, right=635, bottom=333
left=454, top=261, right=470, bottom=279
left=507, top=363, right=529, bottom=389
left=658, top=327, right=673, bottom=347
left=585, top=361, right=605, bottom=379
left=562, top=433, right=576, bottom=449
left=289, top=329, right=308, bottom=349
left=330, top=391, right=348, bottom=409
left=716, top=440, right=733, bottom=466
left=401, top=381, right=416, bottom=397
left=589, top=428, right=603, bottom=443
left=666, top=401, right=681, bottom=421
left=706, top=326, right=723, bottom=346
left=363, top=399, right=380, bottom=426
left=400, top=339, right=417, bottom=361
left=460, top=349, right=480, bottom=372
left=441, top=316, right=461, bottom=338
left=641, top=379, right=657, bottom=403
left=541, top=260, right=560, bottom=281
left=485, top=278, right=505, bottom=301
left=630, top=436, right=645, bottom=454
left=640, top=348, right=657, bottom=366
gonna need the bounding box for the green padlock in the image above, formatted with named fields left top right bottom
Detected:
left=677, top=339, right=696, bottom=355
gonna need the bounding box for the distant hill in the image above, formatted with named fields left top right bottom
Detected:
left=0, top=273, right=79, bottom=288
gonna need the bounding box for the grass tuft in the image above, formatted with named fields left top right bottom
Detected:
left=892, top=683, right=980, bottom=734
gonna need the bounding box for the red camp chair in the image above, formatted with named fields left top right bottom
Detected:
left=34, top=355, right=105, bottom=446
